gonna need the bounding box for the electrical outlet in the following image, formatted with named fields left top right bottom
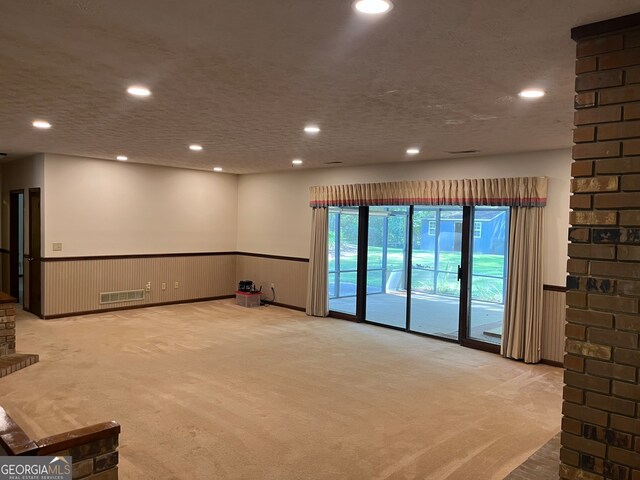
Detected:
left=271, top=283, right=275, bottom=289
left=52, top=242, right=62, bottom=252
left=145, top=282, right=151, bottom=292
left=161, top=283, right=166, bottom=290
left=174, top=281, right=179, bottom=289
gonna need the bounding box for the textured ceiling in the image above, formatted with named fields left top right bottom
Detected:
left=1, top=0, right=638, bottom=174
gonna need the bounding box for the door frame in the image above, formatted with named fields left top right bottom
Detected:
left=9, top=190, right=24, bottom=302
left=26, top=188, right=42, bottom=317
left=361, top=206, right=411, bottom=332
left=458, top=207, right=500, bottom=354
left=355, top=206, right=369, bottom=322
left=404, top=205, right=467, bottom=344
left=405, top=205, right=414, bottom=332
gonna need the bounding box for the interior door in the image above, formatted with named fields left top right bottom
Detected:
left=27, top=188, right=42, bottom=316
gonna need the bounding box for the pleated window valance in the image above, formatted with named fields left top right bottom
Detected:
left=309, top=176, right=547, bottom=208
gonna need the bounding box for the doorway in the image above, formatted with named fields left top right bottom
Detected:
left=26, top=188, right=42, bottom=317
left=9, top=191, right=24, bottom=304
left=328, top=205, right=510, bottom=352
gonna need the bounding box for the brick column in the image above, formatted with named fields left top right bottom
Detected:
left=562, top=13, right=640, bottom=480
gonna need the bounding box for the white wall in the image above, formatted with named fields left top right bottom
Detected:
left=1, top=154, right=45, bottom=253
left=8, top=150, right=571, bottom=284
left=237, top=149, right=572, bottom=286
left=43, top=154, right=238, bottom=256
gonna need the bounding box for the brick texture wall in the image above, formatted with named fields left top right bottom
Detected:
left=45, top=434, right=119, bottom=480
left=36, top=421, right=120, bottom=480
left=1, top=405, right=120, bottom=478
left=0, top=303, right=16, bottom=356
left=562, top=17, right=640, bottom=480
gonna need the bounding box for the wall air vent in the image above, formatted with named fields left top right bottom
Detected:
left=100, top=289, right=145, bottom=304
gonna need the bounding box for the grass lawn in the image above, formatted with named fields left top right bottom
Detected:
left=329, top=246, right=506, bottom=303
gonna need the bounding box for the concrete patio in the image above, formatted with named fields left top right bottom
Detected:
left=330, top=291, right=504, bottom=345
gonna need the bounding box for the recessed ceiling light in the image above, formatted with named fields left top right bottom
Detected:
left=292, top=159, right=303, bottom=165
left=518, top=89, right=545, bottom=99
left=213, top=167, right=223, bottom=172
left=354, top=0, right=393, bottom=15
left=304, top=125, right=321, bottom=134
left=116, top=155, right=128, bottom=161
left=32, top=120, right=51, bottom=129
left=189, top=144, right=203, bottom=151
left=127, top=85, right=151, bottom=97
left=406, top=148, right=420, bottom=155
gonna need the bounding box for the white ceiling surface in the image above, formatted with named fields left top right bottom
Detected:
left=1, top=1, right=638, bottom=174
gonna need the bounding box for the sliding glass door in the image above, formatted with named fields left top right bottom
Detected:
left=327, top=204, right=510, bottom=352
left=328, top=207, right=360, bottom=315
left=365, top=207, right=409, bottom=328
left=409, top=207, right=463, bottom=340
left=467, top=207, right=510, bottom=345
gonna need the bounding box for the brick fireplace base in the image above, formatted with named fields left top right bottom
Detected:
left=0, top=292, right=38, bottom=378
left=0, top=353, right=39, bottom=378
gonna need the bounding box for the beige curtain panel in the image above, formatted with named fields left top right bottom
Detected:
left=501, top=207, right=544, bottom=363
left=306, top=207, right=329, bottom=317
left=309, top=176, right=547, bottom=208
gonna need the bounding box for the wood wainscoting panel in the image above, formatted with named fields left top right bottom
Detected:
left=236, top=254, right=308, bottom=310
left=541, top=288, right=566, bottom=364
left=43, top=254, right=237, bottom=317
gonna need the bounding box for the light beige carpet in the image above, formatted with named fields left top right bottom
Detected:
left=1, top=300, right=563, bottom=479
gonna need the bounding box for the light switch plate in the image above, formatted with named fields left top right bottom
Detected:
left=52, top=242, right=62, bottom=251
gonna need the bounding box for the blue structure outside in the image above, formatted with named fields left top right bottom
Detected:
left=418, top=210, right=508, bottom=255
